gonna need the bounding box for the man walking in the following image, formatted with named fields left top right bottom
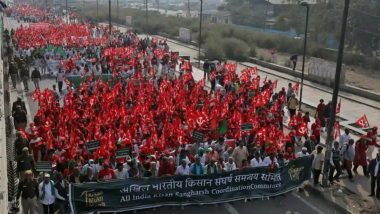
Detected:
left=369, top=152, right=380, bottom=198
left=54, top=173, right=68, bottom=214
left=232, top=141, right=249, bottom=168
left=9, top=60, right=18, bottom=89
left=31, top=67, right=41, bottom=89
left=287, top=94, right=298, bottom=118
left=17, top=147, right=34, bottom=179
left=203, top=60, right=210, bottom=81
left=329, top=141, right=342, bottom=184
left=339, top=129, right=351, bottom=148
left=290, top=55, right=298, bottom=71
left=17, top=170, right=39, bottom=214
left=19, top=60, right=30, bottom=91
left=39, top=173, right=56, bottom=214
left=341, top=139, right=355, bottom=181
left=311, top=146, right=324, bottom=186
left=56, top=69, right=65, bottom=93
left=286, top=83, right=294, bottom=102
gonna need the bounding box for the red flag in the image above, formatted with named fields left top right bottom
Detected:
left=355, top=114, right=370, bottom=128
left=296, top=122, right=308, bottom=136
left=250, top=66, right=257, bottom=75
left=333, top=121, right=341, bottom=140
left=32, top=88, right=41, bottom=101
left=336, top=98, right=341, bottom=115
left=293, top=82, right=299, bottom=95
left=181, top=60, right=192, bottom=71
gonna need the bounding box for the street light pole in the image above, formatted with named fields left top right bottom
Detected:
left=117, top=0, right=119, bottom=23
left=264, top=0, right=269, bottom=29
left=198, top=0, right=203, bottom=68
left=322, top=0, right=350, bottom=186
left=145, top=0, right=148, bottom=36
left=298, top=1, right=309, bottom=110
left=109, top=0, right=112, bottom=45
left=65, top=0, right=68, bottom=23
left=96, top=0, right=99, bottom=21
left=188, top=0, right=190, bottom=18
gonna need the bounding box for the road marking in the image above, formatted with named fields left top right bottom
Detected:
left=223, top=203, right=240, bottom=214
left=291, top=192, right=325, bottom=214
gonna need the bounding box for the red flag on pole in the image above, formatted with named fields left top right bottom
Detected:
left=296, top=122, right=308, bottom=136
left=336, top=98, right=341, bottom=115
left=355, top=114, right=370, bottom=128
left=333, top=121, right=341, bottom=140
left=293, top=82, right=299, bottom=95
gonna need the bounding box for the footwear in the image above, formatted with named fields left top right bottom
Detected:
left=335, top=178, right=340, bottom=182
left=369, top=194, right=374, bottom=197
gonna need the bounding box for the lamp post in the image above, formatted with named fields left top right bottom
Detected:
left=96, top=0, right=99, bottom=21
left=198, top=0, right=203, bottom=68
left=65, top=0, right=68, bottom=23
left=322, top=0, right=350, bottom=186
left=145, top=0, right=148, bottom=38
left=298, top=1, right=309, bottom=110
left=116, top=0, right=119, bottom=25
left=187, top=0, right=190, bottom=18
left=108, top=0, right=112, bottom=45
left=264, top=0, right=269, bottom=29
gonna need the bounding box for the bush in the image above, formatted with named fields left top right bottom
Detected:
left=223, top=38, right=249, bottom=61
left=204, top=36, right=226, bottom=60
left=249, top=44, right=257, bottom=57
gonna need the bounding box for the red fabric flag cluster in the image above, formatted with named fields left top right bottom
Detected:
left=14, top=23, right=108, bottom=49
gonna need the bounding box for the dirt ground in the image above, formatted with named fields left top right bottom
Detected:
left=255, top=48, right=380, bottom=93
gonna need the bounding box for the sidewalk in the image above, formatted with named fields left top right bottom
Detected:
left=305, top=173, right=380, bottom=214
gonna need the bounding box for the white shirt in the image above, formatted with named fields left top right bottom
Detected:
left=175, top=165, right=190, bottom=175
left=224, top=162, right=236, bottom=172
left=338, top=133, right=350, bottom=148
left=311, top=151, right=325, bottom=170
left=250, top=158, right=263, bottom=168
left=262, top=157, right=278, bottom=167
left=114, top=168, right=129, bottom=180
left=39, top=181, right=56, bottom=205
left=296, top=151, right=309, bottom=158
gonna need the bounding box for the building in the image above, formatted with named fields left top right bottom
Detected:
left=202, top=10, right=230, bottom=24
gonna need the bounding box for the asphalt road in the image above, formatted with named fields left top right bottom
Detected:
left=117, top=191, right=341, bottom=214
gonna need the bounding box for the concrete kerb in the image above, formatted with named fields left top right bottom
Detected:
left=304, top=184, right=354, bottom=214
